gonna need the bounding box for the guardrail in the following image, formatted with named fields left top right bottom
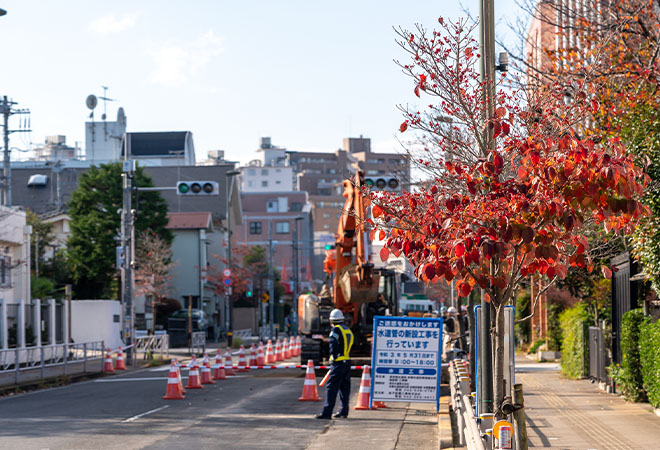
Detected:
left=0, top=341, right=105, bottom=386
left=135, top=334, right=169, bottom=360
left=449, top=359, right=487, bottom=450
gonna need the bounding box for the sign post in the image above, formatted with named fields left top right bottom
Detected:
left=371, top=316, right=443, bottom=411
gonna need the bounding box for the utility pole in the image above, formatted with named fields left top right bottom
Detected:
left=1, top=96, right=30, bottom=207
left=292, top=216, right=303, bottom=333
left=121, top=135, right=135, bottom=364
left=225, top=170, right=240, bottom=346
left=479, top=0, right=496, bottom=415
left=269, top=220, right=275, bottom=338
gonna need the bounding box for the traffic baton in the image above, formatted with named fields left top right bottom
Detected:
left=319, top=370, right=331, bottom=387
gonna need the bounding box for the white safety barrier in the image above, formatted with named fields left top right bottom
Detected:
left=135, top=334, right=169, bottom=360
left=449, top=359, right=486, bottom=450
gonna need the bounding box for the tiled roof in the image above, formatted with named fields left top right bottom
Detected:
left=166, top=212, right=212, bottom=230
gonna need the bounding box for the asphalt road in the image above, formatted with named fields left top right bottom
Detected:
left=0, top=365, right=333, bottom=450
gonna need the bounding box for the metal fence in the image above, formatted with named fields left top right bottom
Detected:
left=588, top=326, right=609, bottom=382
left=0, top=341, right=104, bottom=386
left=135, top=334, right=169, bottom=360
left=190, top=331, right=206, bottom=355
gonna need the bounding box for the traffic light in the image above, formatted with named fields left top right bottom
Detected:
left=176, top=181, right=219, bottom=196
left=246, top=290, right=253, bottom=297
left=364, top=177, right=400, bottom=191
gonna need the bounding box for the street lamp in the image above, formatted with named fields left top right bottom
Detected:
left=225, top=169, right=240, bottom=346
left=292, top=216, right=304, bottom=334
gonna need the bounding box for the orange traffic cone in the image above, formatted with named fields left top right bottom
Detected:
left=283, top=339, right=290, bottom=359
left=212, top=349, right=226, bottom=380
left=298, top=360, right=321, bottom=401
left=188, top=355, right=198, bottom=370
left=249, top=344, right=258, bottom=367
left=103, top=349, right=115, bottom=373
left=295, top=336, right=301, bottom=357
left=201, top=354, right=216, bottom=384
left=186, top=364, right=204, bottom=389
left=275, top=339, right=283, bottom=362
left=237, top=346, right=249, bottom=372
left=163, top=360, right=186, bottom=400
left=354, top=366, right=372, bottom=410
left=266, top=340, right=275, bottom=364
left=373, top=401, right=388, bottom=408
left=174, top=360, right=186, bottom=393
left=257, top=343, right=265, bottom=366
left=289, top=337, right=296, bottom=357
left=224, top=349, right=236, bottom=376
left=114, top=347, right=126, bottom=370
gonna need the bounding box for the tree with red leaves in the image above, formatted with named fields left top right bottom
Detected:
left=369, top=17, right=648, bottom=417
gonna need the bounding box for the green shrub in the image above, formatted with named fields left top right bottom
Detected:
left=547, top=303, right=564, bottom=351
left=608, top=309, right=646, bottom=402
left=528, top=339, right=546, bottom=354
left=559, top=303, right=589, bottom=378
left=640, top=318, right=660, bottom=407
left=231, top=337, right=243, bottom=349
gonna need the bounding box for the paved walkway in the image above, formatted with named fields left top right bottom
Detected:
left=518, top=358, right=660, bottom=449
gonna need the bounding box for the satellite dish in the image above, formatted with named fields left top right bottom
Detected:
left=86, top=94, right=98, bottom=110
left=117, top=107, right=126, bottom=126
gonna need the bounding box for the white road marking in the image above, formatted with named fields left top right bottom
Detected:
left=95, top=377, right=180, bottom=382
left=122, top=405, right=169, bottom=423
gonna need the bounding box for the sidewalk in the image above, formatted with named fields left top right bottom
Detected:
left=517, top=357, right=660, bottom=449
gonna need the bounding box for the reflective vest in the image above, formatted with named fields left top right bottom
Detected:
left=330, top=324, right=354, bottom=362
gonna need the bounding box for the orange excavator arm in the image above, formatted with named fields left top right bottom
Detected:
left=322, top=170, right=378, bottom=325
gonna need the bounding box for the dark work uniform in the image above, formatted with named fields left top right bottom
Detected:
left=320, top=323, right=354, bottom=417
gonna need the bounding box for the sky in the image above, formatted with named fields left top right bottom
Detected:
left=0, top=1, right=524, bottom=166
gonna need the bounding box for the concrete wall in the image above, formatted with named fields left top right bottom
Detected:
left=71, top=300, right=121, bottom=349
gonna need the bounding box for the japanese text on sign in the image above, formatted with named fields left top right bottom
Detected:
left=371, top=316, right=442, bottom=406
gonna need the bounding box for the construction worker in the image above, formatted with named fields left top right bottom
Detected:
left=442, top=306, right=459, bottom=360
left=316, top=308, right=354, bottom=419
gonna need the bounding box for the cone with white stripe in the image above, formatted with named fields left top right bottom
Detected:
left=295, top=336, right=301, bottom=357
left=224, top=348, right=236, bottom=376
left=354, top=365, right=372, bottom=410
left=114, top=346, right=126, bottom=370
left=188, top=355, right=197, bottom=369
left=185, top=364, right=203, bottom=389
left=201, top=354, right=216, bottom=384
left=298, top=359, right=321, bottom=401
left=282, top=339, right=290, bottom=359
left=212, top=349, right=226, bottom=380
left=175, top=359, right=186, bottom=393
left=237, top=345, right=249, bottom=372
left=249, top=344, right=258, bottom=367
left=257, top=342, right=265, bottom=366
left=163, top=360, right=186, bottom=399
left=289, top=336, right=296, bottom=357
left=275, top=339, right=283, bottom=362
left=266, top=340, right=275, bottom=364
left=103, top=348, right=115, bottom=373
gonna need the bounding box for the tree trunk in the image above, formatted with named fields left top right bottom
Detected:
left=468, top=291, right=476, bottom=392
left=493, top=301, right=506, bottom=419
left=151, top=297, right=158, bottom=335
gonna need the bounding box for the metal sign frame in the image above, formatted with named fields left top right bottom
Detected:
left=370, top=315, right=443, bottom=411
left=474, top=305, right=515, bottom=418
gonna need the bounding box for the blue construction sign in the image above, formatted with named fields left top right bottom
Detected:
left=371, top=316, right=443, bottom=410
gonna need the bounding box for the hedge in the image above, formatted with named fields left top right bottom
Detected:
left=608, top=309, right=647, bottom=402
left=640, top=318, right=660, bottom=407
left=559, top=303, right=589, bottom=379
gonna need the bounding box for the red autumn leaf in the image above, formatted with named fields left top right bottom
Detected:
left=424, top=264, right=435, bottom=280
left=379, top=247, right=390, bottom=262
left=455, top=243, right=465, bottom=257
left=409, top=34, right=414, bottom=43
left=414, top=85, right=420, bottom=97
left=459, top=281, right=472, bottom=297
left=601, top=265, right=613, bottom=279
left=495, top=106, right=506, bottom=119
left=501, top=121, right=510, bottom=136
left=372, top=205, right=383, bottom=218
left=378, top=230, right=386, bottom=241
left=399, top=122, right=408, bottom=133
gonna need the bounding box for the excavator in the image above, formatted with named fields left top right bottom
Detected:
left=298, top=170, right=399, bottom=365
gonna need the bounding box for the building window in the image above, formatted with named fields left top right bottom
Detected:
left=275, top=180, right=281, bottom=184
left=247, top=181, right=255, bottom=187
left=266, top=199, right=278, bottom=212
left=262, top=180, right=268, bottom=187
left=250, top=222, right=262, bottom=234
left=0, top=255, right=10, bottom=287
left=275, top=169, right=281, bottom=173
left=323, top=224, right=329, bottom=229
left=248, top=169, right=256, bottom=176
left=323, top=213, right=330, bottom=219
left=261, top=169, right=269, bottom=175
left=327, top=168, right=337, bottom=174
left=276, top=222, right=290, bottom=234
left=290, top=202, right=302, bottom=212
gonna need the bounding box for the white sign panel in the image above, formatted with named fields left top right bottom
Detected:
left=371, top=316, right=443, bottom=408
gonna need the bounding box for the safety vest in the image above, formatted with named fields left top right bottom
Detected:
left=330, top=324, right=354, bottom=362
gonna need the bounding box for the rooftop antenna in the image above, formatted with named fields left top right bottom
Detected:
left=99, top=86, right=116, bottom=121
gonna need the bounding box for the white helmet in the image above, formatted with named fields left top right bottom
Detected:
left=330, top=309, right=344, bottom=322
left=447, top=306, right=458, bottom=315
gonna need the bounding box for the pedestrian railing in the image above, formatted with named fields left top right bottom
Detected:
left=190, top=331, right=206, bottom=355
left=135, top=334, right=169, bottom=360
left=0, top=341, right=105, bottom=386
